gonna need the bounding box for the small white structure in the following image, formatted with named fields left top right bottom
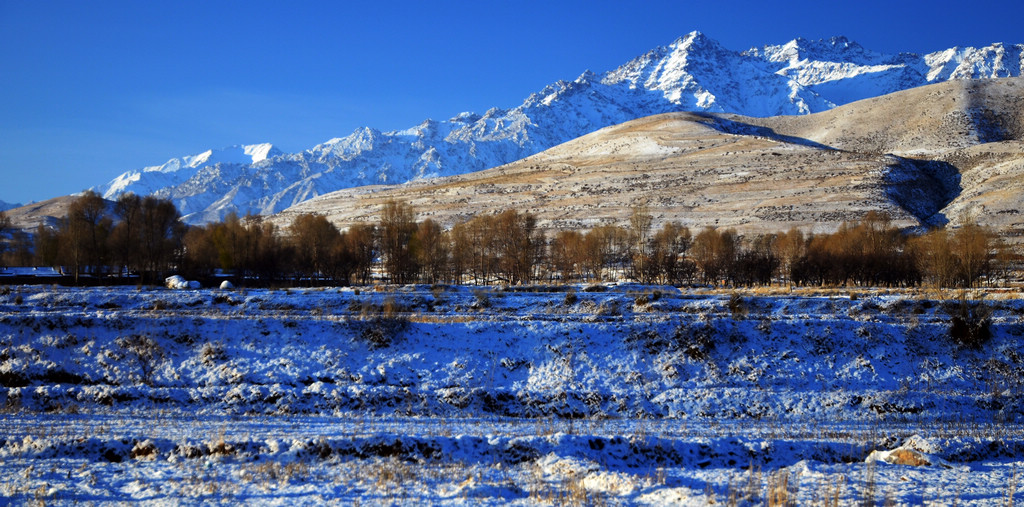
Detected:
left=219, top=280, right=235, bottom=290
left=165, top=275, right=200, bottom=290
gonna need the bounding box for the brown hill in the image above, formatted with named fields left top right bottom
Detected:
left=275, top=78, right=1024, bottom=239
left=2, top=195, right=81, bottom=232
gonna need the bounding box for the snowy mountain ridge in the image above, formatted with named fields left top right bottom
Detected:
left=91, top=32, right=1024, bottom=224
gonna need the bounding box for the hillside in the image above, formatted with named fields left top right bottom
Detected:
left=85, top=33, right=1023, bottom=224
left=2, top=195, right=82, bottom=232
left=276, top=78, right=1024, bottom=239
left=2, top=284, right=1022, bottom=503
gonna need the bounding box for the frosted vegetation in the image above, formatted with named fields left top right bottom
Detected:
left=1, top=282, right=1022, bottom=504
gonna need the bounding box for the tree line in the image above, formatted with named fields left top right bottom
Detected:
left=2, top=191, right=185, bottom=284
left=0, top=192, right=1014, bottom=289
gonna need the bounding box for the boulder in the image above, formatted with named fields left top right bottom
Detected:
left=865, top=447, right=952, bottom=468
left=165, top=275, right=201, bottom=290
left=165, top=275, right=188, bottom=289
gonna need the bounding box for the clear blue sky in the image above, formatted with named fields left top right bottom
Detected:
left=1, top=0, right=1020, bottom=205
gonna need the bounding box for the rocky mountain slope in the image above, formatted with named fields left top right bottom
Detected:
left=90, top=32, right=1024, bottom=224
left=276, top=78, right=1024, bottom=239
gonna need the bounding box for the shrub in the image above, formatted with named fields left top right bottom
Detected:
left=673, top=322, right=715, bottom=361
left=628, top=330, right=669, bottom=354
left=200, top=341, right=228, bottom=366
left=382, top=296, right=406, bottom=318
left=947, top=294, right=992, bottom=349
left=356, top=316, right=409, bottom=349
left=472, top=289, right=492, bottom=310
left=727, top=293, right=747, bottom=319
left=563, top=291, right=578, bottom=306
left=634, top=293, right=650, bottom=307
left=597, top=300, right=620, bottom=317
left=116, top=334, right=164, bottom=384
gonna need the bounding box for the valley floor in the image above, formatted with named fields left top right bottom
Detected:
left=1, top=284, right=1022, bottom=505
left=2, top=413, right=1022, bottom=505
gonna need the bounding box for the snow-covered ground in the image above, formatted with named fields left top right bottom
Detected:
left=1, top=284, right=1021, bottom=504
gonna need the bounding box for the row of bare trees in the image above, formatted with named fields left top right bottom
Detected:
left=181, top=212, right=376, bottom=286
left=3, top=191, right=186, bottom=284
left=1, top=194, right=1013, bottom=288
left=179, top=201, right=544, bottom=286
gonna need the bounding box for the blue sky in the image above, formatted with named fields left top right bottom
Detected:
left=1, top=0, right=1021, bottom=205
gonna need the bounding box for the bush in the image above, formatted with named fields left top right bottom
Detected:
left=200, top=341, right=228, bottom=365
left=596, top=300, right=620, bottom=317
left=628, top=330, right=669, bottom=354
left=634, top=293, right=650, bottom=307
left=116, top=334, right=164, bottom=384
left=948, top=294, right=992, bottom=349
left=381, top=296, right=406, bottom=318
left=357, top=317, right=409, bottom=350
left=472, top=289, right=492, bottom=310
left=727, top=293, right=747, bottom=319
left=563, top=291, right=578, bottom=306
left=354, top=298, right=410, bottom=349
left=673, top=322, right=715, bottom=361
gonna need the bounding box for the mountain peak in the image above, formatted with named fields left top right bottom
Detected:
left=243, top=143, right=281, bottom=163
left=575, top=70, right=597, bottom=84
left=674, top=30, right=720, bottom=52
left=88, top=33, right=1024, bottom=223
left=677, top=30, right=707, bottom=44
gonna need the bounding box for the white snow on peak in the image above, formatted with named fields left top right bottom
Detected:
left=244, top=143, right=279, bottom=163
left=89, top=34, right=1024, bottom=223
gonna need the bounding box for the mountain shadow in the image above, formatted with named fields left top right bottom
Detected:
left=701, top=114, right=836, bottom=150
left=884, top=157, right=962, bottom=227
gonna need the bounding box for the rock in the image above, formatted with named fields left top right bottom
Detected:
left=219, top=280, right=235, bottom=290
left=165, top=275, right=200, bottom=290
left=866, top=447, right=953, bottom=468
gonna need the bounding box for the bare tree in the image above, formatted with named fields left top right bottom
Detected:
left=627, top=204, right=654, bottom=282
left=289, top=213, right=341, bottom=284
left=771, top=227, right=806, bottom=286
left=380, top=200, right=419, bottom=284
left=412, top=218, right=449, bottom=284
left=345, top=223, right=377, bottom=285
left=59, top=191, right=112, bottom=283
left=691, top=227, right=737, bottom=286
left=495, top=209, right=539, bottom=285
left=550, top=230, right=583, bottom=283
left=110, top=193, right=142, bottom=278
left=650, top=222, right=693, bottom=285
left=137, top=196, right=185, bottom=283
left=952, top=211, right=995, bottom=287
left=0, top=210, right=9, bottom=266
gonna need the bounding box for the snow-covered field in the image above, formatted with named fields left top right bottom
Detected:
left=1, top=284, right=1021, bottom=505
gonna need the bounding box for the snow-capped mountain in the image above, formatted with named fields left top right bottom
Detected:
left=98, top=143, right=282, bottom=199
left=92, top=32, right=1024, bottom=224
